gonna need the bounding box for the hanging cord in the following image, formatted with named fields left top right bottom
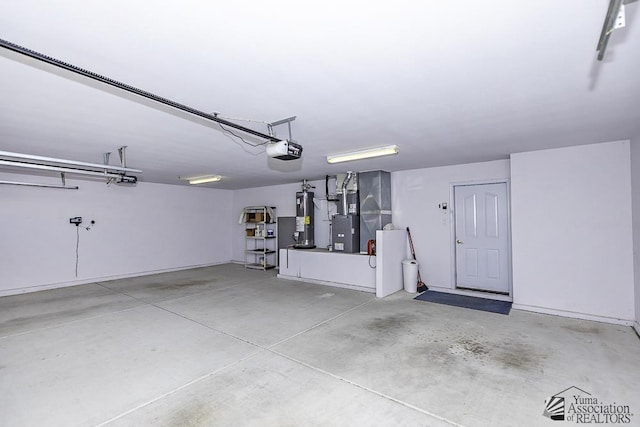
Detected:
left=368, top=254, right=376, bottom=269
left=75, top=226, right=80, bottom=277
left=217, top=123, right=268, bottom=156
left=218, top=123, right=269, bottom=147
left=74, top=222, right=94, bottom=277
left=211, top=111, right=271, bottom=151
left=213, top=114, right=270, bottom=125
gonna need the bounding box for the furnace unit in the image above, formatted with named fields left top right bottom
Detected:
left=332, top=214, right=360, bottom=253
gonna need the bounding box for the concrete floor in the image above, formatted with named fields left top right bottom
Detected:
left=1, top=264, right=638, bottom=427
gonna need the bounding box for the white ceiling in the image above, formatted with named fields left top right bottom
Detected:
left=1, top=1, right=639, bottom=189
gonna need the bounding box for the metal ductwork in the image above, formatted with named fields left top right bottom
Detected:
left=358, top=170, right=392, bottom=252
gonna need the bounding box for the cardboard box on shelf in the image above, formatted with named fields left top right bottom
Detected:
left=245, top=211, right=271, bottom=223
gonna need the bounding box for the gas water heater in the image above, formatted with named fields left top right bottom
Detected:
left=294, top=180, right=316, bottom=249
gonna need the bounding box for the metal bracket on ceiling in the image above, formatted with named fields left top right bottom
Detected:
left=118, top=146, right=128, bottom=168
left=267, top=116, right=297, bottom=141
left=597, top=0, right=637, bottom=60
left=103, top=147, right=130, bottom=184
left=103, top=151, right=116, bottom=185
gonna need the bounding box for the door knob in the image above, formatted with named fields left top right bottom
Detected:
left=456, top=239, right=463, bottom=244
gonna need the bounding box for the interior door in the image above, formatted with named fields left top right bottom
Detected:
left=454, top=183, right=510, bottom=294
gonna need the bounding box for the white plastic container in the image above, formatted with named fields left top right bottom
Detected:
left=402, top=259, right=419, bottom=293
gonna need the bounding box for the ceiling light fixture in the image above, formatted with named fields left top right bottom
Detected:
left=184, top=175, right=222, bottom=185
left=326, top=145, right=399, bottom=164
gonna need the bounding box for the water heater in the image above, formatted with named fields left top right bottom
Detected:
left=294, top=180, right=316, bottom=249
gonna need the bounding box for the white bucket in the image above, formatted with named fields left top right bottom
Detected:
left=402, top=259, right=419, bottom=293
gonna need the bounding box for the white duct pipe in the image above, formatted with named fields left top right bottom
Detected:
left=341, top=171, right=353, bottom=215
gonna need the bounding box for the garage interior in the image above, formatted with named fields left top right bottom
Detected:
left=1, top=2, right=640, bottom=426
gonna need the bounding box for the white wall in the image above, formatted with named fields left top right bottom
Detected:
left=392, top=160, right=511, bottom=289
left=631, top=139, right=640, bottom=331
left=0, top=172, right=233, bottom=295
left=5, top=140, right=636, bottom=327
left=278, top=249, right=376, bottom=293
left=231, top=179, right=334, bottom=262
left=511, top=141, right=635, bottom=322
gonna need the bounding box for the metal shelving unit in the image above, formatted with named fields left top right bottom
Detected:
left=244, top=206, right=277, bottom=270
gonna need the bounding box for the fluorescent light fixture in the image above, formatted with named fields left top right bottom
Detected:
left=184, top=175, right=222, bottom=185
left=326, top=145, right=399, bottom=164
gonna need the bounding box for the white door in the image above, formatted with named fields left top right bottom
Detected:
left=454, top=183, right=510, bottom=294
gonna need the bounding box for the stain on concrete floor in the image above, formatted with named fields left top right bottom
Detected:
left=136, top=278, right=220, bottom=291
left=167, top=400, right=218, bottom=427
left=562, top=324, right=601, bottom=335
left=456, top=338, right=490, bottom=356
left=493, top=341, right=543, bottom=371
left=366, top=314, right=419, bottom=334
left=407, top=333, right=545, bottom=374
left=0, top=301, right=130, bottom=332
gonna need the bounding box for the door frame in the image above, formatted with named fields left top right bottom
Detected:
left=449, top=179, right=513, bottom=299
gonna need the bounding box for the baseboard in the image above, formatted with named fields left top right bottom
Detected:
left=0, top=260, right=232, bottom=297
left=512, top=303, right=634, bottom=326
left=277, top=274, right=375, bottom=294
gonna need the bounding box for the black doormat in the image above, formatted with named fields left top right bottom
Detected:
left=414, top=291, right=512, bottom=315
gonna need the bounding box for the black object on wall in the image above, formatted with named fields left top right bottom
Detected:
left=277, top=216, right=297, bottom=255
